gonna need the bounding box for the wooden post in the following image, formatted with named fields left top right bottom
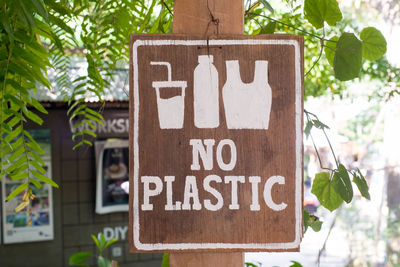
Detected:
left=170, top=0, right=244, bottom=266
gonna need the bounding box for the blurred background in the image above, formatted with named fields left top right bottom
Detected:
left=247, top=1, right=400, bottom=266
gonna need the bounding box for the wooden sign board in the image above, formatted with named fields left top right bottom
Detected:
left=129, top=34, right=304, bottom=252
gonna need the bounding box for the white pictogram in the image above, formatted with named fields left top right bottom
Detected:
left=151, top=57, right=272, bottom=130
left=193, top=55, right=219, bottom=128
left=222, top=60, right=272, bottom=129
left=151, top=62, right=187, bottom=129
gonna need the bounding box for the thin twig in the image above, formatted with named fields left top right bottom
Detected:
left=250, top=16, right=265, bottom=31
left=306, top=112, right=333, bottom=171
left=305, top=41, right=324, bottom=77
left=161, top=0, right=173, bottom=16
left=323, top=128, right=339, bottom=168
left=247, top=12, right=338, bottom=43
left=317, top=209, right=339, bottom=266
left=305, top=109, right=339, bottom=169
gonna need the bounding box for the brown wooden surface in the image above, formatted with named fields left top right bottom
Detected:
left=169, top=252, right=244, bottom=267
left=129, top=34, right=304, bottom=252
left=172, top=1, right=245, bottom=265
left=129, top=1, right=303, bottom=266
left=173, top=0, right=244, bottom=35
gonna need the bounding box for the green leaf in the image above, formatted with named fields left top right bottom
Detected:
left=82, top=140, right=93, bottom=146
left=26, top=141, right=45, bottom=155
left=303, top=210, right=322, bottom=232
left=85, top=108, right=104, bottom=121
left=10, top=171, right=29, bottom=181
left=24, top=131, right=45, bottom=154
left=29, top=159, right=46, bottom=174
left=84, top=119, right=95, bottom=130
left=353, top=169, right=370, bottom=200
left=27, top=96, right=48, bottom=114
left=290, top=261, right=303, bottom=267
left=6, top=182, right=28, bottom=202
left=13, top=45, right=50, bottom=69
left=6, top=155, right=27, bottom=173
left=304, top=0, right=342, bottom=29
left=303, top=209, right=310, bottom=232
left=67, top=101, right=81, bottom=115
left=304, top=120, right=313, bottom=138
left=72, top=141, right=84, bottom=150
left=91, top=234, right=101, bottom=251
left=69, top=252, right=94, bottom=266
left=259, top=0, right=274, bottom=14
left=99, top=233, right=106, bottom=251
left=31, top=170, right=58, bottom=188
left=83, top=129, right=96, bottom=138
left=8, top=146, right=25, bottom=162
left=31, top=0, right=49, bottom=21
left=162, top=253, right=170, bottom=267
left=310, top=218, right=322, bottom=232
left=324, top=36, right=339, bottom=66
left=312, top=119, right=330, bottom=129
left=332, top=164, right=353, bottom=203
left=311, top=172, right=343, bottom=211
left=17, top=0, right=36, bottom=29
left=0, top=13, right=15, bottom=42
left=260, top=21, right=276, bottom=34
left=30, top=178, right=42, bottom=189
left=85, top=113, right=104, bottom=127
left=4, top=125, right=23, bottom=143
left=22, top=108, right=43, bottom=125
left=104, top=238, right=117, bottom=249
left=97, top=256, right=111, bottom=267
left=28, top=151, right=45, bottom=165
left=334, top=33, right=362, bottom=81
left=360, top=27, right=387, bottom=61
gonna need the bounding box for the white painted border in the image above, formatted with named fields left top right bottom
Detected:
left=132, top=39, right=302, bottom=250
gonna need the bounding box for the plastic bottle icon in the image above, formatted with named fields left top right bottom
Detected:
left=151, top=62, right=187, bottom=129
left=222, top=60, right=272, bottom=129
left=193, top=55, right=219, bottom=128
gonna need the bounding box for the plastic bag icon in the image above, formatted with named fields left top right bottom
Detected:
left=222, top=60, right=272, bottom=129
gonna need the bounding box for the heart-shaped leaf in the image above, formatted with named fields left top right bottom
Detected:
left=334, top=33, right=362, bottom=81
left=360, top=27, right=387, bottom=61
left=324, top=36, right=339, bottom=66
left=304, top=0, right=342, bottom=29
left=312, top=172, right=343, bottom=211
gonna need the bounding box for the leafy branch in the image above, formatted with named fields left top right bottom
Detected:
left=304, top=110, right=371, bottom=214
left=246, top=0, right=387, bottom=82
left=69, top=233, right=117, bottom=267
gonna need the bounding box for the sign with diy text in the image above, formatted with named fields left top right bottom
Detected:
left=129, top=35, right=304, bottom=252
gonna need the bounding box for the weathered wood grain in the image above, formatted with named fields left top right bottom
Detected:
left=129, top=34, right=304, bottom=253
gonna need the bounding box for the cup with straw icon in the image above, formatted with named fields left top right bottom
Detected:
left=150, top=62, right=187, bottom=129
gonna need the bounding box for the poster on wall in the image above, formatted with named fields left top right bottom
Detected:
left=95, top=139, right=129, bottom=214
left=1, top=129, right=54, bottom=244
